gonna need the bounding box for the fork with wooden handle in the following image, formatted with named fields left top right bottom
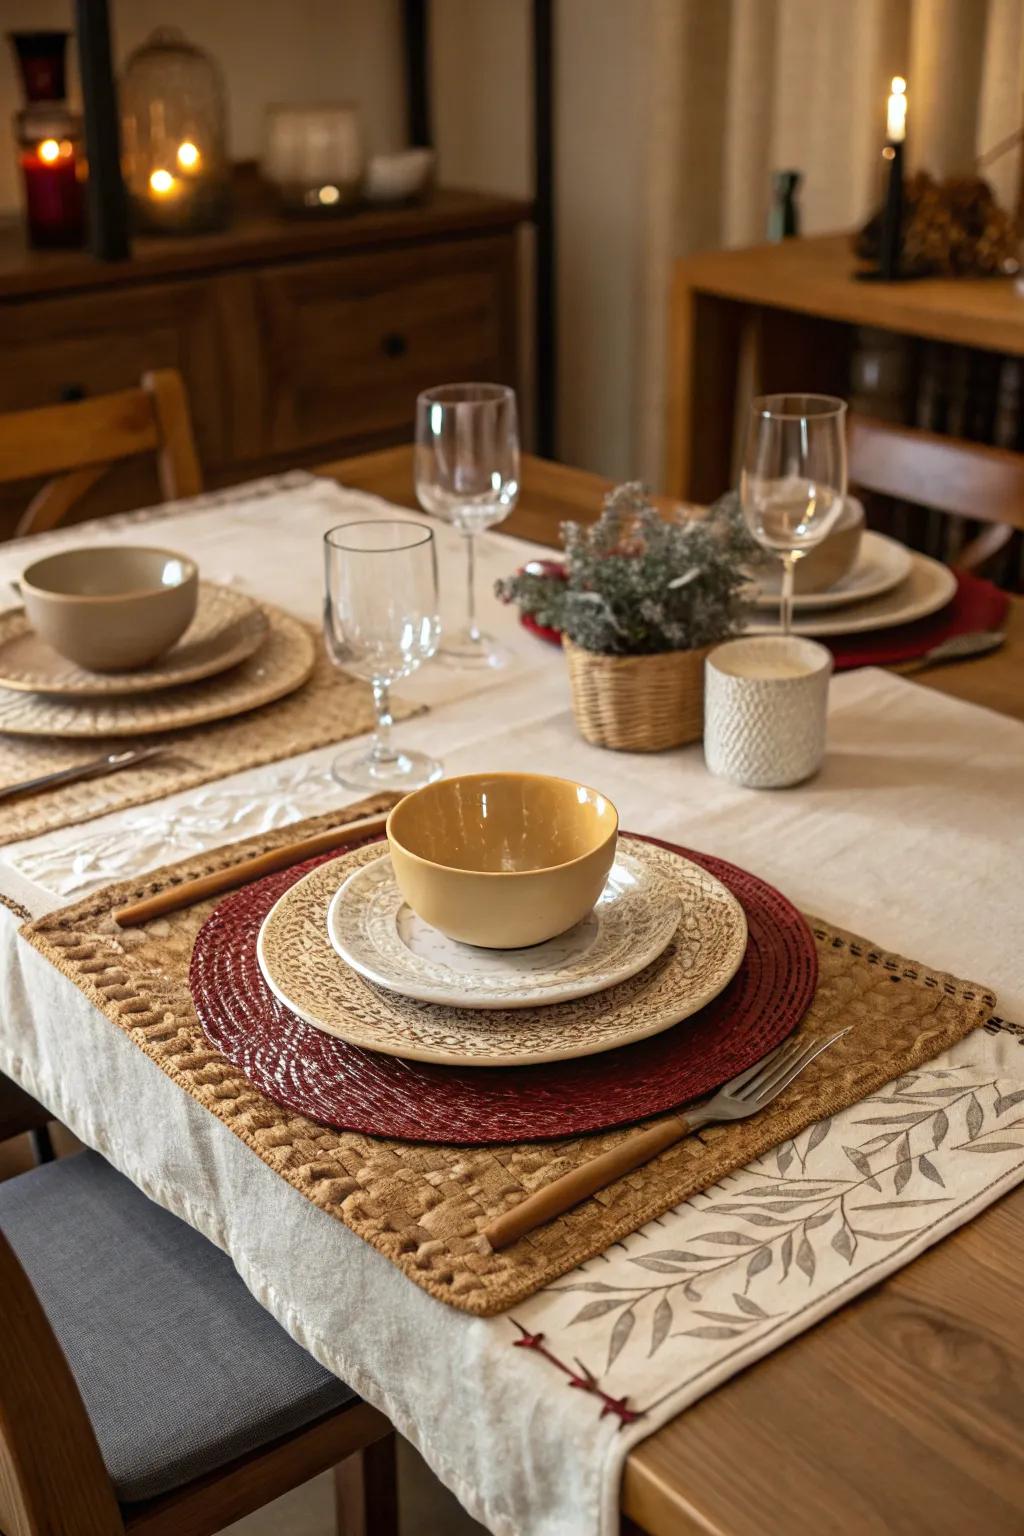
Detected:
left=483, top=1028, right=849, bottom=1251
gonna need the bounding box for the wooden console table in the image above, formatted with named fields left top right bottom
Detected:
left=665, top=232, right=1024, bottom=502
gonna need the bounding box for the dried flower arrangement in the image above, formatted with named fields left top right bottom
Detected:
left=496, top=483, right=757, bottom=751
left=854, top=171, right=1020, bottom=277
left=495, top=483, right=756, bottom=656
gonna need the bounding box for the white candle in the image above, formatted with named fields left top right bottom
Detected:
left=886, top=76, right=907, bottom=143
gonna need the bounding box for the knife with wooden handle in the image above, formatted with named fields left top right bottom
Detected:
left=112, top=811, right=390, bottom=927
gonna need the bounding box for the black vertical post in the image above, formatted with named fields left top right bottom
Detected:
left=533, top=0, right=556, bottom=459
left=402, top=0, right=432, bottom=148
left=75, top=0, right=130, bottom=260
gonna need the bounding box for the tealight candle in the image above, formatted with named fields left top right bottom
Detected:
left=703, top=636, right=833, bottom=788
left=148, top=168, right=178, bottom=197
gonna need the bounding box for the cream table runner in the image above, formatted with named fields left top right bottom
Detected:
left=1, top=479, right=1022, bottom=1536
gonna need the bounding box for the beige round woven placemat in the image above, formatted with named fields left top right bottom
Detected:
left=0, top=606, right=313, bottom=738
left=0, top=584, right=268, bottom=697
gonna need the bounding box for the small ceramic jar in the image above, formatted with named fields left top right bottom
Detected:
left=704, top=636, right=832, bottom=788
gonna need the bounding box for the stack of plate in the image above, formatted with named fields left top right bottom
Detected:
left=254, top=839, right=750, bottom=1068
left=742, top=532, right=956, bottom=637
left=0, top=583, right=314, bottom=739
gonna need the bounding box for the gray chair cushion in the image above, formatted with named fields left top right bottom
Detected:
left=0, top=1151, right=357, bottom=1502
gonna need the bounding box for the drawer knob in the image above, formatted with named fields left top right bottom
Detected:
left=381, top=332, right=408, bottom=359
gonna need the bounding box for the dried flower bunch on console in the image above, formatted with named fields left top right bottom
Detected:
left=854, top=171, right=1020, bottom=277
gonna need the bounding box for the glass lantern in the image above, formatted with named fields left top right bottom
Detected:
left=262, top=104, right=364, bottom=214
left=8, top=31, right=86, bottom=249
left=120, top=27, right=229, bottom=235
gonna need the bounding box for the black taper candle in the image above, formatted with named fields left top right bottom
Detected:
left=878, top=140, right=904, bottom=281
left=75, top=0, right=130, bottom=261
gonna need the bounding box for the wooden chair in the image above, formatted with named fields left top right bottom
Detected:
left=0, top=369, right=202, bottom=538
left=0, top=1152, right=399, bottom=1536
left=848, top=413, right=1024, bottom=575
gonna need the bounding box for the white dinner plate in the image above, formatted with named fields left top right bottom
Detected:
left=326, top=850, right=681, bottom=1009
left=746, top=530, right=913, bottom=611
left=743, top=549, right=957, bottom=637
left=255, top=839, right=748, bottom=1067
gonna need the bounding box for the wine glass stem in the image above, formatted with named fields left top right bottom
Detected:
left=463, top=531, right=481, bottom=644
left=371, top=677, right=395, bottom=762
left=780, top=554, right=797, bottom=637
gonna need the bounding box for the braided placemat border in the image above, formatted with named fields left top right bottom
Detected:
left=20, top=800, right=997, bottom=1316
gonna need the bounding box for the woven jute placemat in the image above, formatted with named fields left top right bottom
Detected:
left=20, top=800, right=996, bottom=1317
left=0, top=613, right=419, bottom=845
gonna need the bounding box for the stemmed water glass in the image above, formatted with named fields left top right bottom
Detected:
left=323, top=520, right=441, bottom=790
left=739, top=394, right=848, bottom=635
left=414, top=382, right=520, bottom=668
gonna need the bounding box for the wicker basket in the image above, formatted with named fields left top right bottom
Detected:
left=563, top=637, right=708, bottom=751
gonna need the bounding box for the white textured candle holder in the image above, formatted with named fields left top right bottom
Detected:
left=704, top=636, right=832, bottom=789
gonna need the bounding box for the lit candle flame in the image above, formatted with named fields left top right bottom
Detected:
left=176, top=141, right=200, bottom=171
left=149, top=168, right=178, bottom=196
left=886, top=76, right=907, bottom=143
left=38, top=139, right=61, bottom=164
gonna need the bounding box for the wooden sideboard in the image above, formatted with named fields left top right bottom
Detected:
left=666, top=232, right=1024, bottom=503
left=0, top=185, right=529, bottom=538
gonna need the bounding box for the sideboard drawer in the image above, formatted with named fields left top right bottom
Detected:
left=0, top=280, right=228, bottom=467
left=250, top=234, right=517, bottom=457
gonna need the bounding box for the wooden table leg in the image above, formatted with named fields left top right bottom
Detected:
left=334, top=1433, right=399, bottom=1536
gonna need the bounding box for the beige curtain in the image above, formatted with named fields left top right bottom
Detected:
left=636, top=0, right=1024, bottom=486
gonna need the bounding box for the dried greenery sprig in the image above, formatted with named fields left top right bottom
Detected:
left=495, top=483, right=756, bottom=656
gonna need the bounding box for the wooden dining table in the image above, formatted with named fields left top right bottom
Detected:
left=320, top=445, right=1024, bottom=1536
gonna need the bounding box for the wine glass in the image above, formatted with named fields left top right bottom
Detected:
left=414, top=382, right=520, bottom=668
left=323, top=520, right=441, bottom=790
left=739, top=394, right=848, bottom=635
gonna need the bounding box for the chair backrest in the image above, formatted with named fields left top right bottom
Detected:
left=847, top=412, right=1024, bottom=570
left=0, top=369, right=202, bottom=539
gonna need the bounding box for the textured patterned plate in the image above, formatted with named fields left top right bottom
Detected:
left=0, top=606, right=314, bottom=738
left=744, top=550, right=957, bottom=637
left=0, top=583, right=268, bottom=697
left=189, top=834, right=817, bottom=1142
left=257, top=840, right=747, bottom=1065
left=326, top=849, right=680, bottom=1008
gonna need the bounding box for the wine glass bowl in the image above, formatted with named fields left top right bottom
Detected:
left=740, top=393, right=848, bottom=634
left=414, top=382, right=519, bottom=667
left=323, top=520, right=441, bottom=791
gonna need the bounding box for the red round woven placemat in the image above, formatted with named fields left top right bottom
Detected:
left=188, top=834, right=817, bottom=1143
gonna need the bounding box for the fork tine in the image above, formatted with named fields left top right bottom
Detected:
left=732, top=1038, right=807, bottom=1102
left=721, top=1038, right=793, bottom=1096
left=749, top=1028, right=849, bottom=1105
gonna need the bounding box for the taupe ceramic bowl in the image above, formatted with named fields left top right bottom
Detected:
left=20, top=546, right=199, bottom=672
left=753, top=496, right=865, bottom=596
left=795, top=495, right=865, bottom=593
left=386, top=772, right=619, bottom=949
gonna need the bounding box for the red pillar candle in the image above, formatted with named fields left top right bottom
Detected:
left=19, top=136, right=85, bottom=248
left=9, top=31, right=87, bottom=250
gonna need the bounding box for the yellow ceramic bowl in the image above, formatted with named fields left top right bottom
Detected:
left=20, top=545, right=198, bottom=672
left=386, top=772, right=619, bottom=949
